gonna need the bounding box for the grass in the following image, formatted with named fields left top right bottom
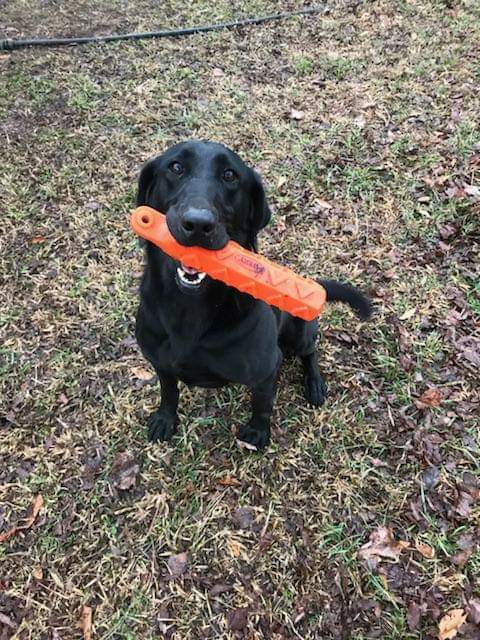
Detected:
left=467, top=280, right=480, bottom=317
left=1, top=0, right=479, bottom=639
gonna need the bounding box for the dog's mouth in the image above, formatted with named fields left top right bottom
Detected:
left=175, top=263, right=208, bottom=293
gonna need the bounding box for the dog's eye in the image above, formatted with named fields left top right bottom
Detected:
left=169, top=161, right=184, bottom=176
left=222, top=169, right=237, bottom=183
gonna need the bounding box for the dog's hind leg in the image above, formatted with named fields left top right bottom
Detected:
left=237, top=370, right=279, bottom=450
left=283, top=316, right=327, bottom=407
left=147, top=373, right=179, bottom=442
left=301, top=351, right=327, bottom=407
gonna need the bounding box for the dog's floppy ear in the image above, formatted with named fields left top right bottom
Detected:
left=136, top=157, right=159, bottom=206
left=135, top=158, right=161, bottom=248
left=249, top=171, right=271, bottom=251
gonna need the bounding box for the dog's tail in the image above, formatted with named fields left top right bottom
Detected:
left=319, top=279, right=372, bottom=320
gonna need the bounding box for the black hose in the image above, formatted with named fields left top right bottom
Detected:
left=0, top=7, right=324, bottom=51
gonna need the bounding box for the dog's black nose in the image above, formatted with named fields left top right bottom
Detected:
left=181, top=208, right=216, bottom=238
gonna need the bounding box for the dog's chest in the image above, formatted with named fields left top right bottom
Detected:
left=155, top=307, right=279, bottom=387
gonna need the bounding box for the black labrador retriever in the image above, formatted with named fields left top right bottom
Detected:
left=135, top=140, right=371, bottom=449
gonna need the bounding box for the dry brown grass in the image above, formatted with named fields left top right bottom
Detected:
left=1, top=1, right=479, bottom=638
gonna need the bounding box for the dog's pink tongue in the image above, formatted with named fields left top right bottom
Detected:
left=181, top=263, right=199, bottom=275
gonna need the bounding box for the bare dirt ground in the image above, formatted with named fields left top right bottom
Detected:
left=1, top=1, right=479, bottom=638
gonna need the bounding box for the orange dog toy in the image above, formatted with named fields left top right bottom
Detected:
left=131, top=206, right=326, bottom=321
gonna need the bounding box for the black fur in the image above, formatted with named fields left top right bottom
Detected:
left=135, top=140, right=371, bottom=449
left=319, top=279, right=372, bottom=320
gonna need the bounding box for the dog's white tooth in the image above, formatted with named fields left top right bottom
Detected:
left=177, top=265, right=206, bottom=287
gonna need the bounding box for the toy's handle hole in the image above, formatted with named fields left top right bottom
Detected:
left=138, top=212, right=153, bottom=227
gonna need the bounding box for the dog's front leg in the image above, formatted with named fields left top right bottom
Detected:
left=237, top=372, right=277, bottom=450
left=147, top=373, right=179, bottom=442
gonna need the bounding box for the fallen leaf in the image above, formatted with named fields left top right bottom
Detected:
left=370, top=457, right=389, bottom=468
left=417, top=388, right=442, bottom=408
left=399, top=308, right=416, bottom=320
left=236, top=438, right=258, bottom=451
left=130, top=366, right=155, bottom=381
left=438, top=608, right=467, bottom=640
left=275, top=216, right=287, bottom=232
left=0, top=494, right=43, bottom=543
left=461, top=472, right=480, bottom=496
left=444, top=309, right=463, bottom=326
left=314, top=198, right=332, bottom=211
left=445, top=184, right=466, bottom=199
left=110, top=452, right=139, bottom=490
left=79, top=605, right=92, bottom=640
left=53, top=500, right=77, bottom=538
left=359, top=526, right=409, bottom=561
left=49, top=568, right=65, bottom=590
left=437, top=240, right=452, bottom=254
left=415, top=541, right=435, bottom=559
left=232, top=507, right=254, bottom=530
left=421, top=466, right=440, bottom=490
left=227, top=607, right=249, bottom=631
left=32, top=566, right=43, bottom=581
left=82, top=452, right=104, bottom=490
left=407, top=601, right=422, bottom=631
left=197, top=97, right=209, bottom=111
left=451, top=548, right=472, bottom=566
left=119, top=335, right=137, bottom=349
left=167, top=552, right=188, bottom=578
left=455, top=491, right=473, bottom=517
left=458, top=533, right=476, bottom=551
left=227, top=539, right=242, bottom=558
left=30, top=235, right=47, bottom=244
left=0, top=612, right=16, bottom=629
left=469, top=152, right=480, bottom=166
left=354, top=114, right=366, bottom=129
left=216, top=476, right=241, bottom=487
left=294, top=609, right=307, bottom=624
left=464, top=184, right=480, bottom=198
left=423, top=174, right=448, bottom=189
left=254, top=534, right=275, bottom=558
left=451, top=533, right=477, bottom=566
left=58, top=393, right=69, bottom=405
left=467, top=599, right=480, bottom=625
left=458, top=345, right=480, bottom=368
left=209, top=583, right=234, bottom=597
left=156, top=604, right=173, bottom=635
left=437, top=224, right=456, bottom=239
left=409, top=498, right=423, bottom=522
left=290, top=108, right=305, bottom=120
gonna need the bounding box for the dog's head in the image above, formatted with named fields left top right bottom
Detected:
left=136, top=140, right=271, bottom=294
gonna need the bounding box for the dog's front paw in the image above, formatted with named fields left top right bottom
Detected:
left=304, top=373, right=327, bottom=407
left=147, top=410, right=177, bottom=442
left=236, top=421, right=270, bottom=451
